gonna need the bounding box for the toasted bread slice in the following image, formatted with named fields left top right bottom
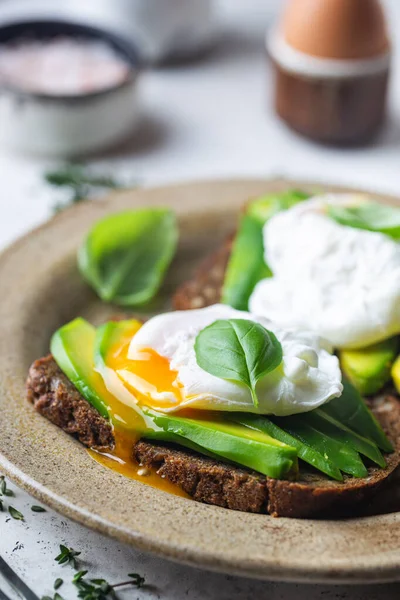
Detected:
left=27, top=354, right=114, bottom=451
left=134, top=394, right=400, bottom=518
left=27, top=355, right=400, bottom=518
left=173, top=238, right=232, bottom=310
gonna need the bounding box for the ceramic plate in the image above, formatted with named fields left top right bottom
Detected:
left=1, top=179, right=400, bottom=584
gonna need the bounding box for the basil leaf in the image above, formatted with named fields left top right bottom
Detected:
left=78, top=208, right=178, bottom=306
left=222, top=190, right=309, bottom=310
left=194, top=318, right=283, bottom=407
left=328, top=201, right=400, bottom=240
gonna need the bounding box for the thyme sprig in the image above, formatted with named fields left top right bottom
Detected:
left=45, top=164, right=135, bottom=213
left=8, top=506, right=24, bottom=520
left=0, top=476, right=23, bottom=519
left=31, top=505, right=47, bottom=512
left=54, top=578, right=63, bottom=590
left=73, top=572, right=145, bottom=600
left=55, top=545, right=81, bottom=569
left=0, top=475, right=14, bottom=497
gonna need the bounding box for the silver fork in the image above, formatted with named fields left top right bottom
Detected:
left=0, top=556, right=39, bottom=600
left=0, top=588, right=12, bottom=600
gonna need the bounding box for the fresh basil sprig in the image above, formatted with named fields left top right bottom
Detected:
left=194, top=318, right=283, bottom=407
left=78, top=208, right=178, bottom=306
left=328, top=201, right=400, bottom=240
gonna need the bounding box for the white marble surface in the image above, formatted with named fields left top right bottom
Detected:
left=1, top=1, right=400, bottom=599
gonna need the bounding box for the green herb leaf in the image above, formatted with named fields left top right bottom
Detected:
left=8, top=506, right=24, bottom=520
left=328, top=201, right=400, bottom=240
left=31, top=505, right=46, bottom=512
left=45, top=164, right=122, bottom=190
left=46, top=164, right=133, bottom=214
left=222, top=190, right=309, bottom=310
left=54, top=579, right=63, bottom=590
left=127, top=573, right=145, bottom=588
left=0, top=476, right=14, bottom=497
left=72, top=570, right=145, bottom=600
left=195, top=318, right=283, bottom=407
left=73, top=571, right=88, bottom=583
left=78, top=208, right=178, bottom=306
left=55, top=545, right=81, bottom=568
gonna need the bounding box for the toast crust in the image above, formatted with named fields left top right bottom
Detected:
left=27, top=354, right=115, bottom=451
left=134, top=394, right=400, bottom=518
left=26, top=356, right=400, bottom=518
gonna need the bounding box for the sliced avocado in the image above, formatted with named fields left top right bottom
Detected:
left=273, top=415, right=368, bottom=478
left=94, top=318, right=151, bottom=432
left=307, top=409, right=385, bottom=467
left=94, top=319, right=141, bottom=369
left=143, top=430, right=225, bottom=462
left=339, top=337, right=399, bottom=396
left=392, top=354, right=400, bottom=394
left=221, top=214, right=271, bottom=311
left=221, top=190, right=309, bottom=311
left=247, top=189, right=310, bottom=225
left=228, top=413, right=342, bottom=481
left=144, top=409, right=298, bottom=479
left=323, top=379, right=393, bottom=453
left=50, top=318, right=111, bottom=419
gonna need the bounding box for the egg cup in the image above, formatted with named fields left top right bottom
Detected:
left=268, top=30, right=391, bottom=145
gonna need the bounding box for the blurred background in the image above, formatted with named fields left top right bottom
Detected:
left=0, top=0, right=399, bottom=245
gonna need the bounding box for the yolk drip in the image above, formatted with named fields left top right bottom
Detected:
left=87, top=321, right=188, bottom=499
left=88, top=431, right=188, bottom=498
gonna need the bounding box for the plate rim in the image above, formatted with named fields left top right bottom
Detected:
left=1, top=177, right=400, bottom=585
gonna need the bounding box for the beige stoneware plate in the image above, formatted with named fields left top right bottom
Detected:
left=1, top=179, right=400, bottom=584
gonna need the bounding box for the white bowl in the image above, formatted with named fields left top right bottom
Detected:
left=0, top=20, right=141, bottom=157
left=67, top=0, right=215, bottom=63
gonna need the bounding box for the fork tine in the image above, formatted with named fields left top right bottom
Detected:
left=0, top=587, right=12, bottom=600
left=0, top=556, right=39, bottom=600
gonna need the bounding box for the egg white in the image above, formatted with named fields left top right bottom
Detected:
left=249, top=194, right=400, bottom=349
left=107, top=304, right=343, bottom=417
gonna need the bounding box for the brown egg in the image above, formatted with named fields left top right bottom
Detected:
left=282, top=0, right=389, bottom=59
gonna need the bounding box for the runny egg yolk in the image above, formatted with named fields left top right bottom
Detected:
left=89, top=321, right=188, bottom=499
left=105, top=326, right=184, bottom=410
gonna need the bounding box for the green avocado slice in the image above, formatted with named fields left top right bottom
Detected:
left=339, top=337, right=398, bottom=396
left=306, top=409, right=385, bottom=468
left=50, top=317, right=111, bottom=419
left=143, top=409, right=298, bottom=479
left=94, top=318, right=141, bottom=371
left=392, top=354, right=400, bottom=394
left=273, top=415, right=368, bottom=478
left=227, top=413, right=343, bottom=481
left=221, top=190, right=309, bottom=310
left=323, top=379, right=393, bottom=453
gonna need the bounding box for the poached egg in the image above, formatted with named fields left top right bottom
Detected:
left=100, top=304, right=342, bottom=417
left=249, top=194, right=400, bottom=349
